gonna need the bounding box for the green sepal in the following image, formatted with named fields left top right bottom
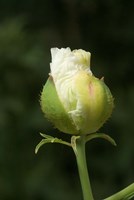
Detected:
left=40, top=77, right=78, bottom=134
left=86, top=133, right=117, bottom=146
left=35, top=133, right=71, bottom=154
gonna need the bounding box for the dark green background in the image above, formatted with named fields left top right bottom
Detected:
left=0, top=0, right=134, bottom=199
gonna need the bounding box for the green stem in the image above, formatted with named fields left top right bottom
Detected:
left=73, top=136, right=94, bottom=200
left=104, top=183, right=134, bottom=200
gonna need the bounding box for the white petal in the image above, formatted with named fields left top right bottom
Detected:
left=49, top=47, right=92, bottom=117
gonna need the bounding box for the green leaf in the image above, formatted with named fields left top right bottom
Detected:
left=35, top=133, right=71, bottom=154
left=40, top=132, right=54, bottom=139
left=86, top=133, right=117, bottom=146
left=35, top=138, right=52, bottom=154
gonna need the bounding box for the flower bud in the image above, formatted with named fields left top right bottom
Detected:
left=40, top=48, right=114, bottom=135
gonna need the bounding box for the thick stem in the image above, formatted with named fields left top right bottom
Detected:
left=74, top=136, right=94, bottom=200
left=104, top=183, right=134, bottom=200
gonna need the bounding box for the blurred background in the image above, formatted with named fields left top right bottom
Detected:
left=0, top=0, right=134, bottom=199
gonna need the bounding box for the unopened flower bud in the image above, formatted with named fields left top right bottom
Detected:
left=40, top=48, right=114, bottom=135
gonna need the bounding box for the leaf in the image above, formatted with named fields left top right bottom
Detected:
left=35, top=138, right=52, bottom=154
left=40, top=132, right=54, bottom=139
left=35, top=133, right=71, bottom=154
left=86, top=133, right=117, bottom=146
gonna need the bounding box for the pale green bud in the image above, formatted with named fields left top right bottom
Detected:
left=40, top=48, right=114, bottom=135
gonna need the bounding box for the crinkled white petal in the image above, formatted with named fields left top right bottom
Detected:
left=50, top=47, right=92, bottom=123
left=50, top=47, right=92, bottom=81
